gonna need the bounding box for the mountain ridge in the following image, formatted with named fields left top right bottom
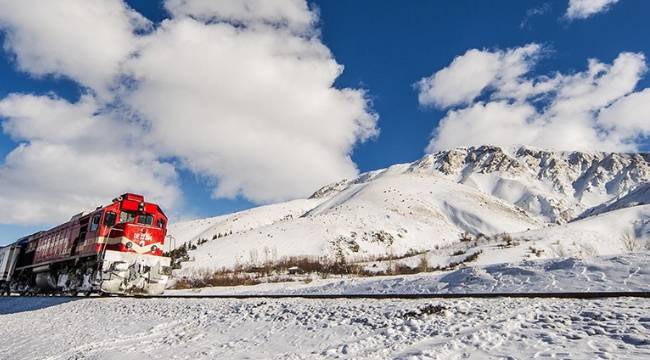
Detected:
left=312, top=145, right=650, bottom=223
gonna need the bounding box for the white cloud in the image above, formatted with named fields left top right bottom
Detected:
left=550, top=53, right=646, bottom=115
left=0, top=0, right=377, bottom=225
left=427, top=101, right=538, bottom=152
left=520, top=3, right=552, bottom=29
left=598, top=88, right=650, bottom=142
left=123, top=16, right=377, bottom=202
left=565, top=0, right=620, bottom=20
left=416, top=44, right=542, bottom=108
left=420, top=45, right=649, bottom=152
left=0, top=0, right=149, bottom=97
left=0, top=94, right=179, bottom=225
left=164, top=0, right=315, bottom=32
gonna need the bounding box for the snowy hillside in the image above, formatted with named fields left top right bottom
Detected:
left=175, top=174, right=540, bottom=270
left=169, top=146, right=649, bottom=273
left=441, top=205, right=650, bottom=269
left=513, top=205, right=650, bottom=254
left=577, top=183, right=650, bottom=219
left=170, top=252, right=650, bottom=295
left=167, top=198, right=325, bottom=250
left=324, top=145, right=649, bottom=223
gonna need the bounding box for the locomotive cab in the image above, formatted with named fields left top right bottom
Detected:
left=98, top=193, right=168, bottom=256
left=96, top=193, right=172, bottom=295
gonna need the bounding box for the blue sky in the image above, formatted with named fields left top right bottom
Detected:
left=1, top=0, right=649, bottom=243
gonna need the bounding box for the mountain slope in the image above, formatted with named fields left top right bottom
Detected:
left=517, top=205, right=650, bottom=254
left=178, top=173, right=540, bottom=270
left=577, top=183, right=650, bottom=219
left=167, top=198, right=325, bottom=249
left=171, top=146, right=649, bottom=271
left=315, top=145, right=649, bottom=223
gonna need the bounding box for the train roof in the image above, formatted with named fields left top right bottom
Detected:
left=2, top=231, right=45, bottom=248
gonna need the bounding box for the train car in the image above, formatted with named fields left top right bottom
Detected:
left=0, top=243, right=20, bottom=286
left=0, top=193, right=172, bottom=296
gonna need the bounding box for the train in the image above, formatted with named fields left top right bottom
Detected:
left=0, top=193, right=172, bottom=296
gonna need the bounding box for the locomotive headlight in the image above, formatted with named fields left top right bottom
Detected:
left=126, top=242, right=133, bottom=249
left=151, top=245, right=158, bottom=252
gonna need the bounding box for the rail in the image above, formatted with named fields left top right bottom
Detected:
left=3, top=291, right=650, bottom=300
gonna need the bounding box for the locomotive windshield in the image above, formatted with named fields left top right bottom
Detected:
left=104, top=211, right=116, bottom=227
left=120, top=211, right=136, bottom=223
left=138, top=214, right=154, bottom=225
left=117, top=211, right=163, bottom=227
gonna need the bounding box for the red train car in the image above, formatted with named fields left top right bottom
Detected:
left=0, top=193, right=171, bottom=295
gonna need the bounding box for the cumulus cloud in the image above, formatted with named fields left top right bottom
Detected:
left=428, top=102, right=538, bottom=152
left=597, top=89, right=650, bottom=142
left=0, top=0, right=377, bottom=225
left=416, top=44, right=543, bottom=108
left=565, top=0, right=620, bottom=20
left=164, top=0, right=315, bottom=32
left=0, top=94, right=179, bottom=225
left=418, top=44, right=649, bottom=152
left=123, top=16, right=377, bottom=202
left=0, top=0, right=149, bottom=97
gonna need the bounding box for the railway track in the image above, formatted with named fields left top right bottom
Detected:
left=3, top=291, right=650, bottom=299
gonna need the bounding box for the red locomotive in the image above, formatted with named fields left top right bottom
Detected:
left=0, top=193, right=172, bottom=295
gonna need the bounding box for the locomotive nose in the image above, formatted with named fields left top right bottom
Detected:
left=140, top=228, right=147, bottom=247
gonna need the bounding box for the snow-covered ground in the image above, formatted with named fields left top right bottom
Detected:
left=169, top=252, right=650, bottom=296
left=1, top=296, right=649, bottom=359
left=294, top=253, right=650, bottom=295
left=2, top=256, right=648, bottom=359
left=2, top=254, right=648, bottom=359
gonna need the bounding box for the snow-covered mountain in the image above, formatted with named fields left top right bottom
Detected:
left=168, top=146, right=649, bottom=271
left=316, top=145, right=649, bottom=223
left=167, top=198, right=323, bottom=248
left=577, top=183, right=650, bottom=219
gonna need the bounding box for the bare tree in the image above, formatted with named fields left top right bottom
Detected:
left=621, top=230, right=641, bottom=252
left=249, top=248, right=258, bottom=265
left=418, top=253, right=429, bottom=272
left=549, top=242, right=567, bottom=258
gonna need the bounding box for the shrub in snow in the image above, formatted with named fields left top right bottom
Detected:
left=621, top=230, right=642, bottom=252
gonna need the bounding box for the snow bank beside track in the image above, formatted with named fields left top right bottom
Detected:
left=169, top=253, right=650, bottom=296
left=1, top=296, right=649, bottom=359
